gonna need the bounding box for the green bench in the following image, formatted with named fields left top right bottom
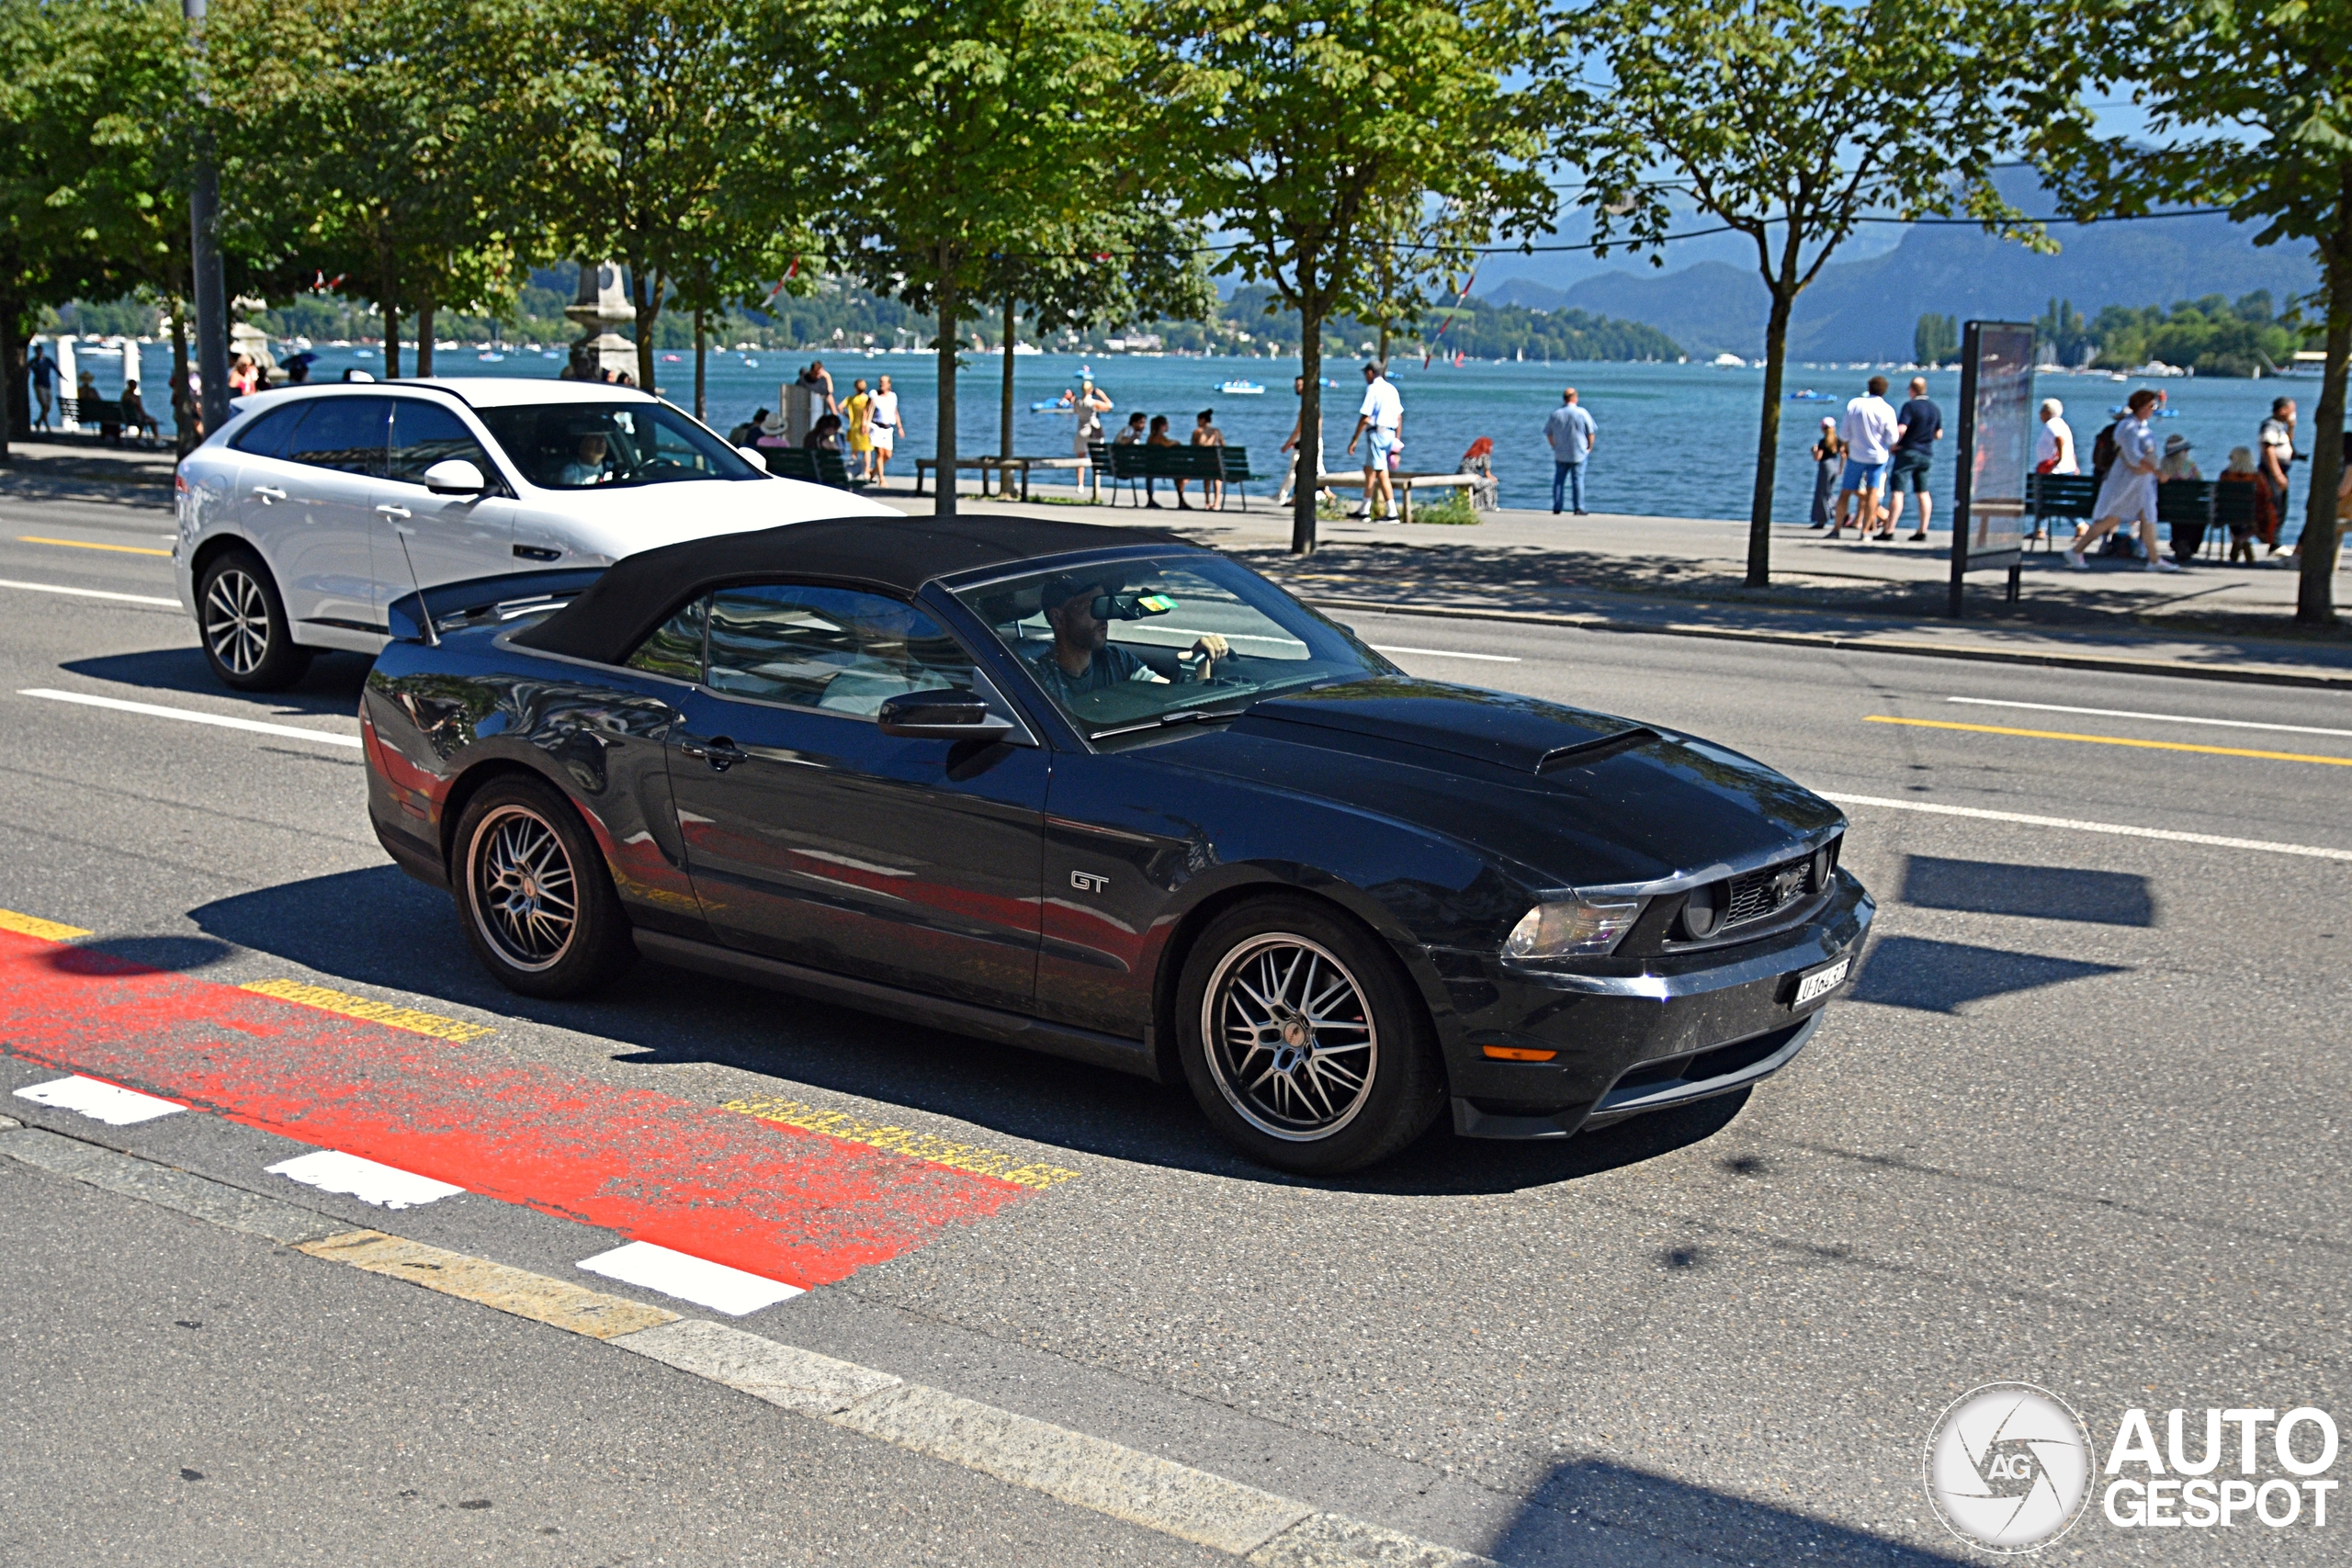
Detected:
left=1088, top=442, right=1261, bottom=510
left=762, top=446, right=856, bottom=490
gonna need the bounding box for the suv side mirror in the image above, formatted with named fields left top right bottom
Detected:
left=423, top=458, right=488, bottom=495
left=876, top=692, right=1013, bottom=740
left=736, top=446, right=768, bottom=472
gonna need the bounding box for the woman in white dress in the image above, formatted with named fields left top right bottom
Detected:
left=2067, top=389, right=2177, bottom=572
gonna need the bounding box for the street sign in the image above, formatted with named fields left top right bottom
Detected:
left=1948, top=321, right=2038, bottom=616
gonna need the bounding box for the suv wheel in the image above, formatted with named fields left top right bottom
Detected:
left=1176, top=897, right=1444, bottom=1174
left=198, top=547, right=311, bottom=690
left=451, top=775, right=635, bottom=998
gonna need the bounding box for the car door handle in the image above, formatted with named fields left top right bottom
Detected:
left=251, top=485, right=286, bottom=502
left=375, top=503, right=413, bottom=519
left=679, top=737, right=746, bottom=771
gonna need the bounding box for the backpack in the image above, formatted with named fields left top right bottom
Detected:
left=2091, top=421, right=2120, bottom=486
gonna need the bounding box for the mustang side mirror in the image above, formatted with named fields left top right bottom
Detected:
left=423, top=458, right=488, bottom=495
left=736, top=446, right=768, bottom=472
left=876, top=692, right=1014, bottom=740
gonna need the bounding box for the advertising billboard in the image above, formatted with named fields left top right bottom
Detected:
left=1948, top=321, right=2038, bottom=615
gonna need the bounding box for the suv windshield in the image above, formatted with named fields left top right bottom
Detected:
left=473, top=400, right=760, bottom=491
left=953, top=554, right=1391, bottom=739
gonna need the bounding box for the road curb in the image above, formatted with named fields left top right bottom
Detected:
left=0, top=1115, right=1498, bottom=1568
left=1305, top=594, right=2352, bottom=691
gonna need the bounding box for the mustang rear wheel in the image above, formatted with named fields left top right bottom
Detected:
left=197, top=547, right=311, bottom=691
left=452, top=775, right=634, bottom=998
left=1176, top=897, right=1443, bottom=1174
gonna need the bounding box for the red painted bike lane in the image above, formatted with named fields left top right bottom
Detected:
left=0, top=927, right=1035, bottom=1288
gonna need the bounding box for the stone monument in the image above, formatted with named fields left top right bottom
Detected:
left=565, top=260, right=638, bottom=380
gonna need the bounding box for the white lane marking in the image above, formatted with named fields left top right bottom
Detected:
left=1822, top=793, right=2352, bottom=863
left=18, top=688, right=362, bottom=748
left=577, top=1240, right=804, bottom=1316
left=1371, top=645, right=1521, bottom=663
left=0, top=577, right=179, bottom=607
left=1948, top=696, right=2352, bottom=739
left=15, top=1074, right=187, bottom=1125
left=266, top=1149, right=465, bottom=1210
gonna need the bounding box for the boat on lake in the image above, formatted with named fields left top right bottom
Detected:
left=1216, top=379, right=1265, bottom=395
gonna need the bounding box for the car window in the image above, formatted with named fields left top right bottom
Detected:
left=388, top=400, right=498, bottom=487
left=282, top=396, right=390, bottom=477
left=704, top=584, right=976, bottom=716
left=472, top=400, right=761, bottom=491
left=231, top=402, right=312, bottom=460
left=625, top=595, right=707, bottom=682
left=952, top=554, right=1391, bottom=739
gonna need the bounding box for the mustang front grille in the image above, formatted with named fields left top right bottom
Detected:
left=1723, top=852, right=1815, bottom=928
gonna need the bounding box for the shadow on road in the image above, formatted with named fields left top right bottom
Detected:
left=59, top=646, right=373, bottom=714
left=1850, top=935, right=2125, bottom=1015
left=182, top=865, right=1758, bottom=1196
left=1900, top=854, right=2156, bottom=927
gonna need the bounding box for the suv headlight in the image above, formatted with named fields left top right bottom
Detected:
left=1504, top=895, right=1643, bottom=959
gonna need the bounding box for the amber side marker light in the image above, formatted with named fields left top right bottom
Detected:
left=1482, top=1045, right=1558, bottom=1062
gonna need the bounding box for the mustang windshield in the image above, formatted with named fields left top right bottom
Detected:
left=954, top=554, right=1391, bottom=738
left=474, top=400, right=762, bottom=491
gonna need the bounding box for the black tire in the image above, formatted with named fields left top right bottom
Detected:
left=450, top=774, right=635, bottom=998
left=1175, top=897, right=1445, bottom=1175
left=197, top=546, right=311, bottom=691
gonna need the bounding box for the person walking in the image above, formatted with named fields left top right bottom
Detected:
left=28, top=343, right=58, bottom=432
left=1831, top=376, right=1898, bottom=539
left=2068, top=389, right=2177, bottom=571
left=1806, top=416, right=1843, bottom=527
left=1073, top=374, right=1110, bottom=457
left=1346, top=360, right=1402, bottom=520
left=868, top=375, right=905, bottom=486
left=1885, top=376, right=1942, bottom=540
left=2257, top=396, right=2297, bottom=558
left=841, top=378, right=875, bottom=481
left=1543, top=387, right=1597, bottom=515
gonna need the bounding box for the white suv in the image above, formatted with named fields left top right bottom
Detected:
left=174, top=378, right=892, bottom=689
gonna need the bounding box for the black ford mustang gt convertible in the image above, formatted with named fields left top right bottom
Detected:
left=362, top=515, right=1872, bottom=1173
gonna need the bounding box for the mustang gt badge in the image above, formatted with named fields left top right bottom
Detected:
left=1070, top=871, right=1109, bottom=894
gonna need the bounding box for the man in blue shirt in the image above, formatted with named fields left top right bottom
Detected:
left=1543, top=388, right=1598, bottom=514
left=1887, top=377, right=1943, bottom=541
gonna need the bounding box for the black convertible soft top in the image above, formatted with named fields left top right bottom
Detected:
left=510, top=513, right=1182, bottom=667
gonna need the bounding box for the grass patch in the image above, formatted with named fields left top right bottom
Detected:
left=1410, top=489, right=1481, bottom=525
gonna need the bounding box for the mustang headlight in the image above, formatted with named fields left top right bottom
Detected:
left=1504, top=895, right=1643, bottom=959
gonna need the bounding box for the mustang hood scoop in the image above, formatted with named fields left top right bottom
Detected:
left=1238, top=680, right=1660, bottom=775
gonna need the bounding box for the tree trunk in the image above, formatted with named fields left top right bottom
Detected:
left=935, top=267, right=959, bottom=520
left=633, top=267, right=660, bottom=393
left=2295, top=178, right=2351, bottom=625
left=415, top=298, right=435, bottom=378
left=999, top=296, right=1016, bottom=468
left=694, top=307, right=707, bottom=420
left=379, top=299, right=401, bottom=380
left=0, top=299, right=17, bottom=463
left=1294, top=315, right=1323, bottom=555
left=1747, top=288, right=1796, bottom=587
left=170, top=298, right=196, bottom=456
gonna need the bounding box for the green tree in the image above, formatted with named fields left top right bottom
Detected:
left=1141, top=0, right=1553, bottom=552
left=2029, top=0, right=2352, bottom=623
left=1555, top=0, right=2047, bottom=586
left=1914, top=312, right=1959, bottom=366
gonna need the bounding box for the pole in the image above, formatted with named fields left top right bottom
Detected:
left=187, top=0, right=230, bottom=434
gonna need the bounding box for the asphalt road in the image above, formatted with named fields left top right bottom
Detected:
left=1, top=483, right=2345, bottom=1566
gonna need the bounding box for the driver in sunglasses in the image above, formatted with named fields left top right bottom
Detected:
left=1033, top=570, right=1228, bottom=702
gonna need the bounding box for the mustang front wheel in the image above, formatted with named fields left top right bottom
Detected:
left=452, top=776, right=634, bottom=998
left=1177, top=897, right=1443, bottom=1174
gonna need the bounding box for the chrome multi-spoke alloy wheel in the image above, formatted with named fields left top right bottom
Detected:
left=202, top=568, right=270, bottom=675
left=1202, top=933, right=1379, bottom=1141
left=468, top=805, right=579, bottom=972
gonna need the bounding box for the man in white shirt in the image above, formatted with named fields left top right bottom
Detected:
left=1830, top=375, right=1899, bottom=539
left=868, top=375, right=905, bottom=485
left=2068, top=388, right=2177, bottom=571
left=1347, top=361, right=1403, bottom=521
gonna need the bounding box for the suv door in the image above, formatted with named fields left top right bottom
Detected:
left=377, top=398, right=516, bottom=599
left=654, top=582, right=1048, bottom=1014
left=273, top=394, right=392, bottom=643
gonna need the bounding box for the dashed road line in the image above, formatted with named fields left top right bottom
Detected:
left=19, top=687, right=362, bottom=746
left=1822, top=793, right=2352, bottom=862
left=727, top=1096, right=1080, bottom=1190
left=1946, top=695, right=2352, bottom=738
left=1368, top=644, right=1521, bottom=662
left=1863, top=714, right=2352, bottom=767
left=577, top=1239, right=804, bottom=1316
left=15, top=1073, right=186, bottom=1125
left=241, top=977, right=496, bottom=1042
left=266, top=1147, right=466, bottom=1210
left=17, top=534, right=174, bottom=556
left=0, top=576, right=179, bottom=607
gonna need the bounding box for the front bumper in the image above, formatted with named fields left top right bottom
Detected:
left=1437, top=871, right=1872, bottom=1140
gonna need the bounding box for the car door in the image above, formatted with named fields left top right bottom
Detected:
left=376, top=397, right=516, bottom=603
left=273, top=394, right=391, bottom=640
left=660, top=581, right=1048, bottom=1014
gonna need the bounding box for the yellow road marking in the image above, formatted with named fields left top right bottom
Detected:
left=1863, top=716, right=2352, bottom=768
left=298, top=1230, right=678, bottom=1338
left=240, top=978, right=497, bottom=1042
left=727, top=1098, right=1080, bottom=1190
left=17, top=535, right=173, bottom=557
left=0, top=908, right=91, bottom=942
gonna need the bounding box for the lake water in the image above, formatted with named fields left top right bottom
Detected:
left=74, top=340, right=2329, bottom=539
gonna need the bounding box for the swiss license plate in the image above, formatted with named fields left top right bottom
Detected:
left=1792, top=957, right=1849, bottom=1008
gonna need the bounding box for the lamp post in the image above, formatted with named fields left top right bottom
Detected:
left=186, top=0, right=230, bottom=433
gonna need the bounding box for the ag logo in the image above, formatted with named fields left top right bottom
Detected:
left=1924, top=1382, right=2092, bottom=1553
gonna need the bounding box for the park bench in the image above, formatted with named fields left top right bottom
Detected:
left=1091, top=442, right=1260, bottom=510
left=1316, top=468, right=1490, bottom=525
left=764, top=446, right=856, bottom=490
left=2156, top=478, right=2218, bottom=562
left=2026, top=473, right=2098, bottom=550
